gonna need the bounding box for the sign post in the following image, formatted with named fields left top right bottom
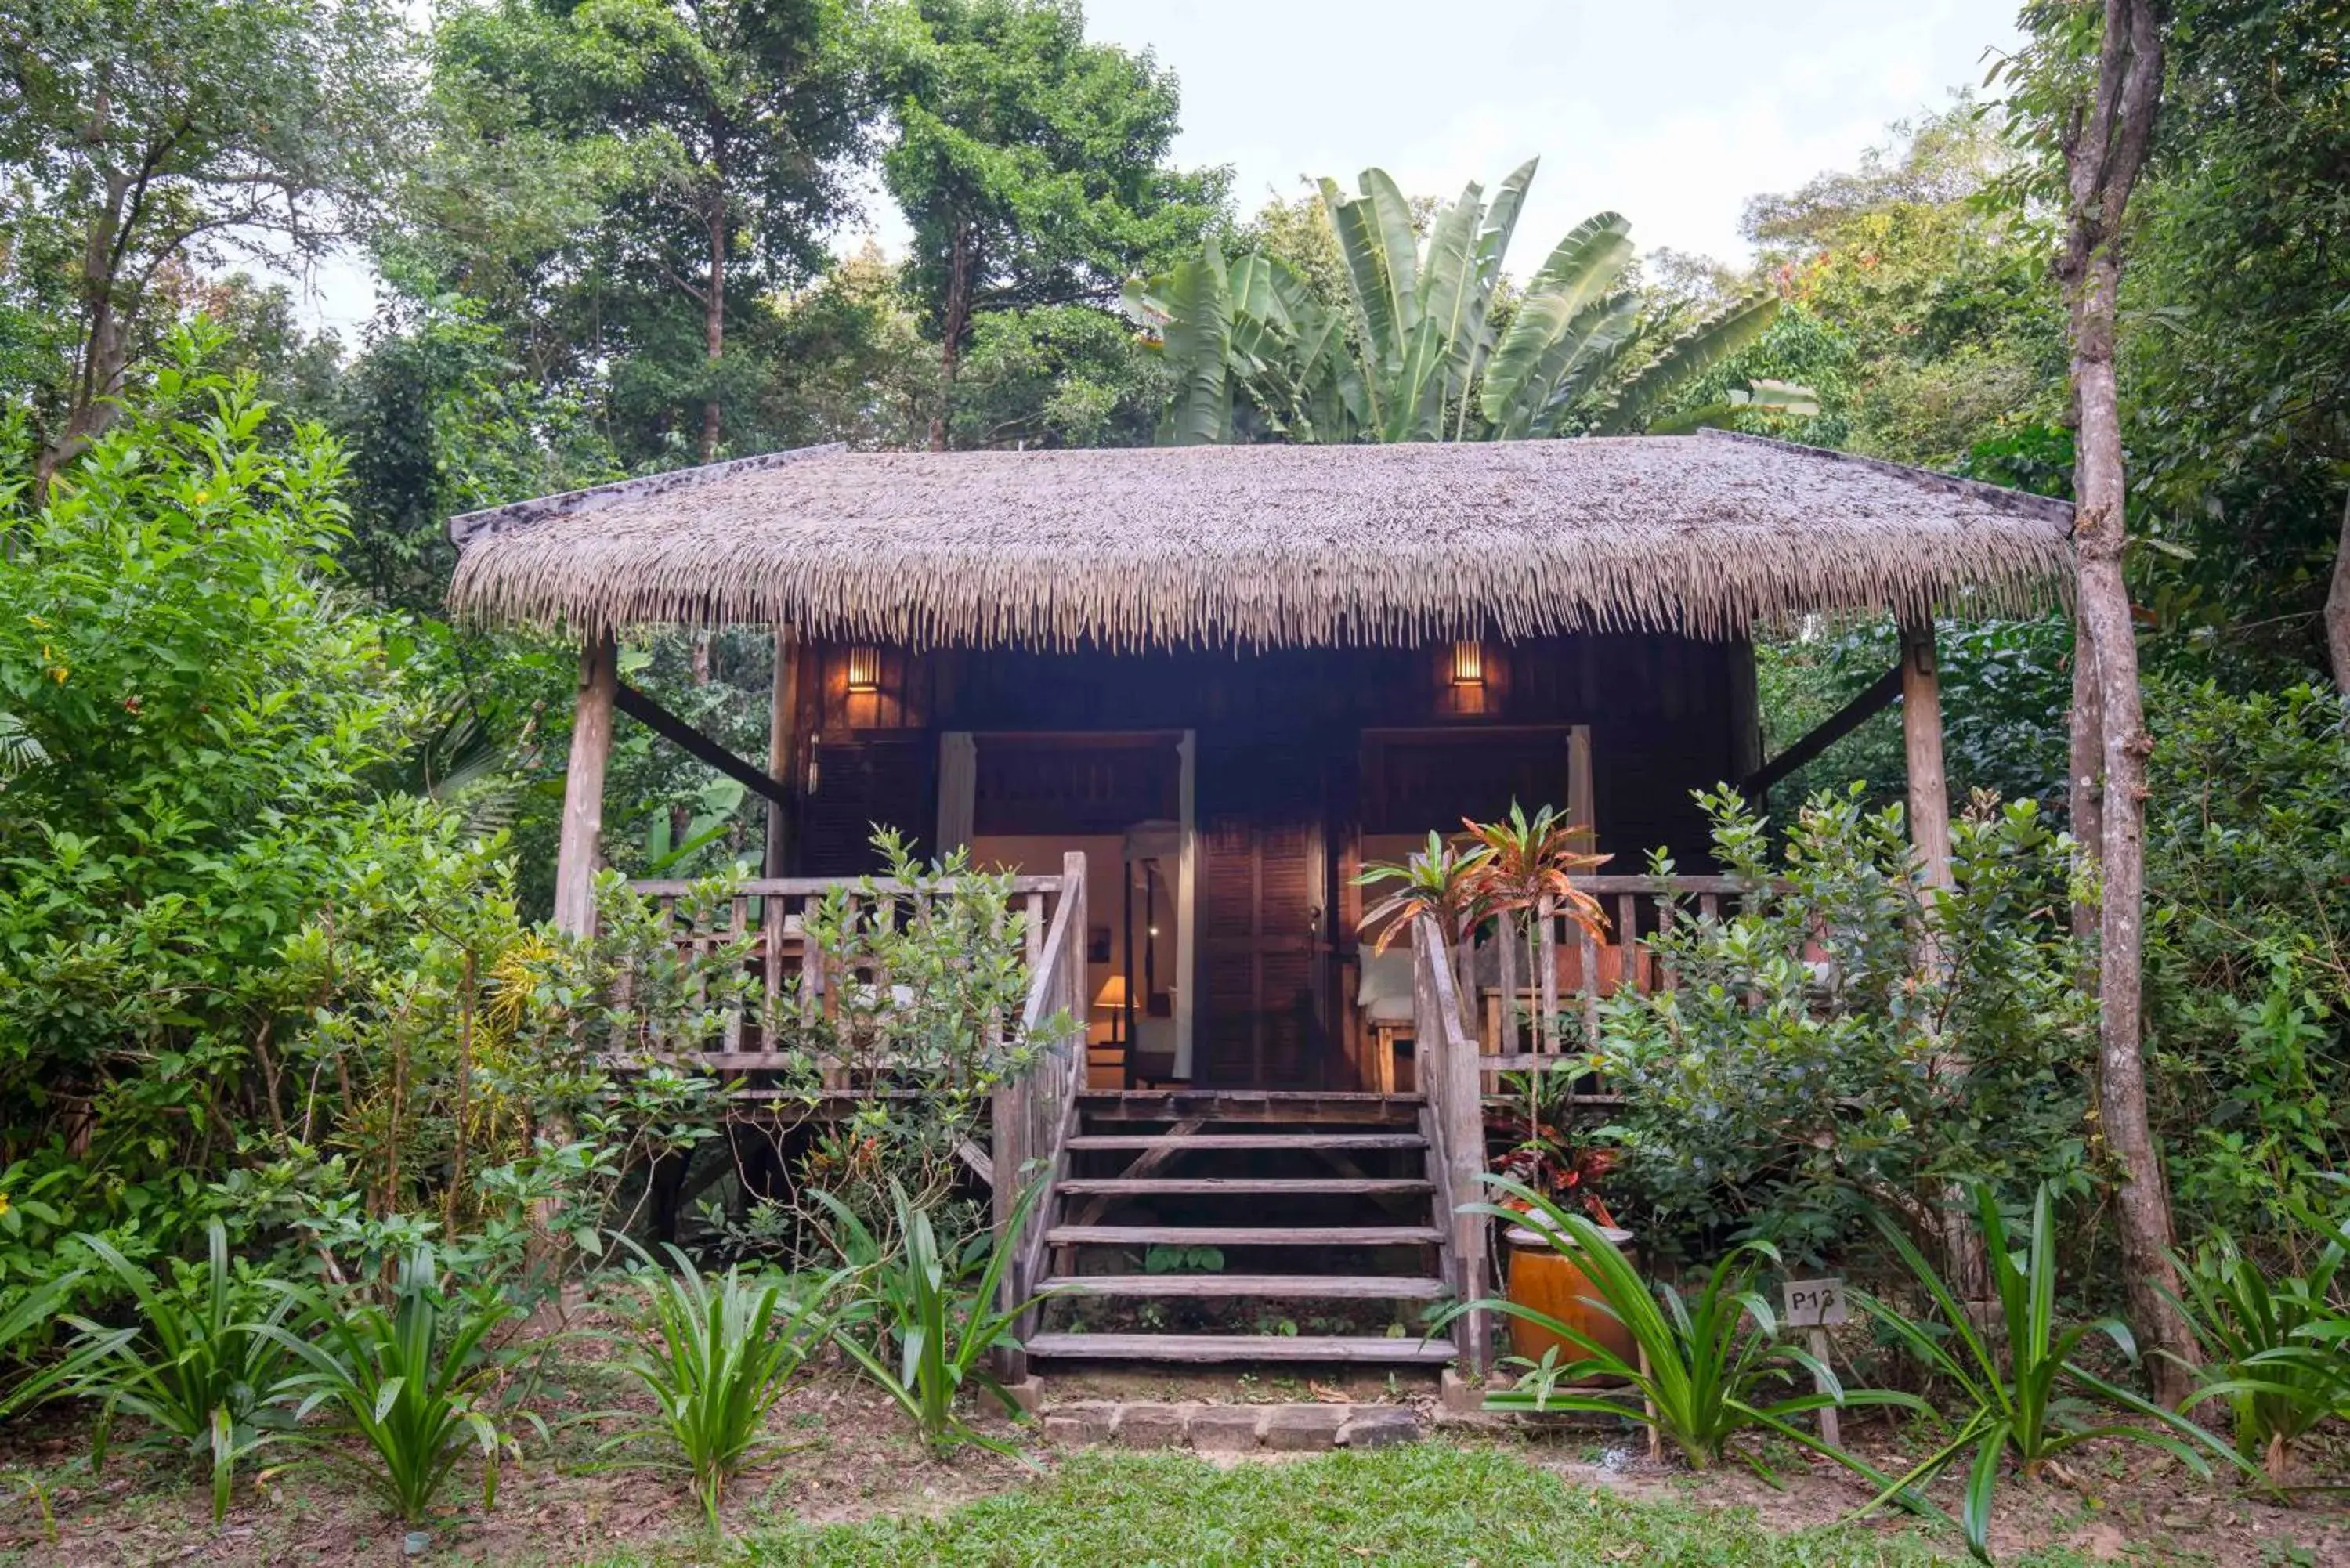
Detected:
left=1781, top=1277, right=1849, bottom=1447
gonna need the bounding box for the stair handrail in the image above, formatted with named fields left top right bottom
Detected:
left=1412, top=911, right=1492, bottom=1373
left=992, top=850, right=1088, bottom=1380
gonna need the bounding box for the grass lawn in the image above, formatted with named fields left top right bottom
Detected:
left=590, top=1446, right=2096, bottom=1567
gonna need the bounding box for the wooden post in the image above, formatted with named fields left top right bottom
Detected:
left=554, top=631, right=619, bottom=938
left=764, top=628, right=799, bottom=879
left=1899, top=618, right=1953, bottom=896
left=1419, top=913, right=1491, bottom=1375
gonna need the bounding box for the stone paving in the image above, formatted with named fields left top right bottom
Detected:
left=1041, top=1400, right=1423, bottom=1454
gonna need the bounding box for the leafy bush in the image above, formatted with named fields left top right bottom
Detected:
left=257, top=1245, right=519, bottom=1526
left=1593, top=787, right=2092, bottom=1265
left=826, top=1182, right=1048, bottom=1461
left=0, top=330, right=411, bottom=1310
left=62, top=1219, right=301, bottom=1521
left=732, top=832, right=1068, bottom=1259
left=1853, top=1185, right=2242, bottom=1563
left=1442, top=1176, right=1921, bottom=1475
left=602, top=1248, right=843, bottom=1530
left=2143, top=681, right=2350, bottom=1253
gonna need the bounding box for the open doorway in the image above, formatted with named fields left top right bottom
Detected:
left=943, top=732, right=1193, bottom=1088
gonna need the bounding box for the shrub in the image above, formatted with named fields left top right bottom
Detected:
left=1591, top=786, right=2092, bottom=1266
left=602, top=1248, right=843, bottom=1530
left=2143, top=681, right=2350, bottom=1253
left=2167, top=1219, right=2350, bottom=1484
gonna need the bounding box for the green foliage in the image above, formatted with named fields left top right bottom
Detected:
left=1443, top=1176, right=1922, bottom=1475
left=62, top=1219, right=302, bottom=1522
left=880, top=0, right=1227, bottom=399
left=256, top=1246, right=518, bottom=1527
left=778, top=833, right=1070, bottom=1242
left=1853, top=1184, right=2243, bottom=1563
left=428, top=0, right=873, bottom=464
left=1592, top=787, right=2092, bottom=1265
left=826, top=1182, right=1047, bottom=1460
left=2166, top=1221, right=2350, bottom=1483
left=2142, top=681, right=2350, bottom=1250
left=602, top=1248, right=844, bottom=1530
left=1754, top=616, right=2073, bottom=822
left=0, top=0, right=412, bottom=456
left=0, top=330, right=411, bottom=1305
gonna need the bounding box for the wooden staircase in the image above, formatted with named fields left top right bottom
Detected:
left=1021, top=1093, right=1462, bottom=1366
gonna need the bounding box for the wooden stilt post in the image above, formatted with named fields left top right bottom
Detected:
left=1902, top=615, right=1987, bottom=1303
left=554, top=630, right=620, bottom=938
left=765, top=627, right=799, bottom=879
left=1899, top=618, right=1954, bottom=898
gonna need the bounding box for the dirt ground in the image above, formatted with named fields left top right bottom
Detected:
left=2, top=1357, right=2345, bottom=1566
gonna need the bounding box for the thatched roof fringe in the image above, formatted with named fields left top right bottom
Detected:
left=446, top=432, right=2074, bottom=649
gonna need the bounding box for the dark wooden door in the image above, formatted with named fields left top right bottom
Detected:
left=1198, top=812, right=1328, bottom=1088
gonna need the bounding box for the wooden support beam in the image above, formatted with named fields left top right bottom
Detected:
left=1900, top=619, right=1954, bottom=893
left=765, top=628, right=799, bottom=878
left=554, top=632, right=619, bottom=937
left=613, top=680, right=791, bottom=809
left=1738, top=664, right=1904, bottom=800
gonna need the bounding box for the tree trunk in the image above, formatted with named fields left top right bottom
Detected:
left=2326, top=485, right=2350, bottom=694
left=37, top=164, right=135, bottom=493
left=930, top=225, right=974, bottom=452
left=2058, top=0, right=2194, bottom=1404
left=699, top=205, right=727, bottom=464
left=2070, top=603, right=2105, bottom=948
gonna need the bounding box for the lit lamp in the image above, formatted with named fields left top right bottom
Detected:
left=1092, top=974, right=1129, bottom=1046
left=844, top=645, right=881, bottom=692
left=1450, top=640, right=1485, bottom=686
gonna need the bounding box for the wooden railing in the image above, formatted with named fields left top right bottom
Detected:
left=1412, top=911, right=1491, bottom=1374
left=992, top=852, right=1088, bottom=1382
left=624, top=858, right=1088, bottom=1385
left=622, top=871, right=1073, bottom=1081
left=1474, top=873, right=1757, bottom=1080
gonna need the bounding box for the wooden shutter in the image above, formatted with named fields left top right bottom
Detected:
left=800, top=739, right=934, bottom=876
left=1198, top=815, right=1325, bottom=1088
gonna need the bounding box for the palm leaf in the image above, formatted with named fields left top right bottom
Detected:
left=1585, top=293, right=1779, bottom=435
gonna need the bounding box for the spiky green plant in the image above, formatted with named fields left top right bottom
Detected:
left=1853, top=1183, right=2250, bottom=1562
left=2164, top=1223, right=2350, bottom=1484
left=61, top=1219, right=302, bottom=1521
left=1434, top=1175, right=1922, bottom=1475
left=602, top=1248, right=844, bottom=1530
left=252, top=1247, right=514, bottom=1526
left=827, top=1181, right=1054, bottom=1461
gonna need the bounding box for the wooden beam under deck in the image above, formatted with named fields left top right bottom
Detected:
left=1076, top=1089, right=1425, bottom=1125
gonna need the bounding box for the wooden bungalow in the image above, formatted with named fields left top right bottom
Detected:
left=448, top=430, right=2071, bottom=1371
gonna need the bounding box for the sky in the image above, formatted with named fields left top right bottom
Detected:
left=284, top=0, right=2025, bottom=340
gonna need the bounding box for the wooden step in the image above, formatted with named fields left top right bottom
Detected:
left=1054, top=1176, right=1434, bottom=1198
left=1066, top=1133, right=1425, bottom=1151
left=1045, top=1224, right=1443, bottom=1248
left=1023, top=1331, right=1458, bottom=1364
left=1038, top=1273, right=1447, bottom=1299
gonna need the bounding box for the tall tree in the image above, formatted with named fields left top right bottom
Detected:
left=2017, top=0, right=2196, bottom=1396
left=434, top=0, right=874, bottom=463
left=0, top=0, right=412, bottom=484
left=878, top=0, right=1226, bottom=449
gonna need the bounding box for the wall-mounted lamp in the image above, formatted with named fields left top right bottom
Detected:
left=1449, top=641, right=1485, bottom=687
left=844, top=645, right=881, bottom=692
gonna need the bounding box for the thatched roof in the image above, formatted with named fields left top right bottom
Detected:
left=446, top=431, right=2073, bottom=649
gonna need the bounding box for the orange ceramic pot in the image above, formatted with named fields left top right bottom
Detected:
left=1503, top=1218, right=1636, bottom=1381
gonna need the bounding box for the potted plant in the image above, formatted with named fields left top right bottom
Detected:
left=1490, top=1087, right=1636, bottom=1378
